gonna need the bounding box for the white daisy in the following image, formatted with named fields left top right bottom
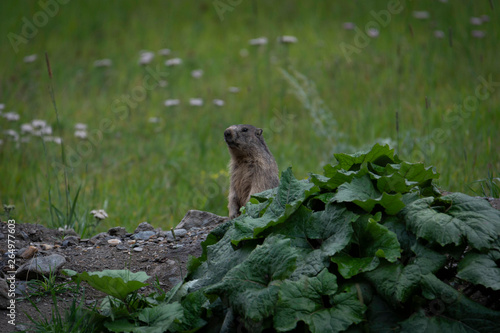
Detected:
left=164, top=99, right=180, bottom=107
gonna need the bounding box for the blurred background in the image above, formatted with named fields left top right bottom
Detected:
left=0, top=0, right=498, bottom=236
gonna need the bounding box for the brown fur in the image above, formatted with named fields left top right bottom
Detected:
left=224, top=124, right=279, bottom=219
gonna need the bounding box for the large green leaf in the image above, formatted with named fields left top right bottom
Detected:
left=134, top=302, right=184, bottom=333
left=274, top=269, right=365, bottom=332
left=354, top=213, right=401, bottom=263
left=332, top=255, right=380, bottom=279
left=276, top=203, right=357, bottom=255
left=364, top=242, right=446, bottom=304
left=65, top=269, right=149, bottom=301
left=400, top=310, right=480, bottom=333
left=232, top=167, right=319, bottom=244
left=457, top=250, right=500, bottom=291
left=187, top=224, right=254, bottom=292
left=330, top=144, right=397, bottom=172
left=333, top=175, right=405, bottom=215
left=402, top=193, right=500, bottom=250
left=205, top=236, right=298, bottom=322
left=419, top=274, right=500, bottom=331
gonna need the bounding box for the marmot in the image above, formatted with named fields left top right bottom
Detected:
left=224, top=124, right=280, bottom=219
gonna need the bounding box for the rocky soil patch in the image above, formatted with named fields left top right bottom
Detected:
left=0, top=210, right=226, bottom=332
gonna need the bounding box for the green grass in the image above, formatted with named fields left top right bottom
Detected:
left=0, top=1, right=498, bottom=236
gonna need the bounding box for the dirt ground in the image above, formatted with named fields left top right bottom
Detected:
left=0, top=216, right=222, bottom=332
left=0, top=197, right=499, bottom=332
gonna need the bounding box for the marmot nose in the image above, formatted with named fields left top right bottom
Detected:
left=224, top=128, right=233, bottom=139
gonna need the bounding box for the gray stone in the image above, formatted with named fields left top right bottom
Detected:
left=116, top=243, right=129, bottom=251
left=176, top=210, right=226, bottom=230
left=132, top=231, right=156, bottom=240
left=108, top=226, right=127, bottom=237
left=164, top=228, right=187, bottom=240
left=89, top=232, right=109, bottom=245
left=16, top=254, right=66, bottom=280
left=133, top=247, right=143, bottom=252
left=62, top=235, right=80, bottom=247
left=135, top=222, right=154, bottom=233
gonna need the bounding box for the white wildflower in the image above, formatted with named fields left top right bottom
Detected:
left=74, top=130, right=88, bottom=139
left=138, top=51, right=155, bottom=65
left=164, top=99, right=180, bottom=107
left=367, top=28, right=380, bottom=38
left=74, top=123, right=88, bottom=131
left=413, top=11, right=430, bottom=19
left=471, top=30, right=486, bottom=38
left=249, top=37, right=268, bottom=46
left=32, top=119, right=47, bottom=128
left=90, top=209, right=108, bottom=220
left=148, top=117, right=160, bottom=123
left=191, top=69, right=203, bottom=79
left=0, top=103, right=5, bottom=110
left=21, top=123, right=34, bottom=134
left=158, top=48, right=171, bottom=56
left=470, top=17, right=482, bottom=25
left=23, top=54, right=38, bottom=63
left=93, top=59, right=113, bottom=67
left=189, top=98, right=203, bottom=106
left=342, top=22, right=356, bottom=30
left=434, top=30, right=445, bottom=39
left=228, top=86, right=240, bottom=93
left=165, top=58, right=182, bottom=66
left=277, top=35, right=298, bottom=44
left=3, top=112, right=20, bottom=121
left=52, top=137, right=62, bottom=144
left=4, top=129, right=19, bottom=141
left=213, top=99, right=225, bottom=106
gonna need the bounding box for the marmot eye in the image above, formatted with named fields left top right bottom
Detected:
left=242, top=128, right=248, bottom=132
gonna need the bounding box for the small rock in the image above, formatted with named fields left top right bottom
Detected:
left=89, top=232, right=109, bottom=245
left=20, top=246, right=38, bottom=259
left=176, top=210, right=226, bottom=230
left=108, top=227, right=127, bottom=237
left=135, top=222, right=154, bottom=233
left=133, top=247, right=143, bottom=252
left=116, top=243, right=128, bottom=251
left=20, top=231, right=30, bottom=241
left=164, top=228, right=188, bottom=240
left=128, top=240, right=136, bottom=245
left=41, top=244, right=54, bottom=251
left=62, top=235, right=80, bottom=247
left=108, top=239, right=122, bottom=246
left=132, top=231, right=156, bottom=240
left=0, top=233, right=4, bottom=240
left=16, top=254, right=66, bottom=280
left=80, top=238, right=89, bottom=242
left=16, top=325, right=29, bottom=332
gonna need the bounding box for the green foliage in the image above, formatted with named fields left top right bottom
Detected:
left=31, top=144, right=500, bottom=332
left=62, top=269, right=185, bottom=332
left=171, top=143, right=500, bottom=332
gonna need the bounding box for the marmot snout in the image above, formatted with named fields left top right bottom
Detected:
left=225, top=124, right=279, bottom=219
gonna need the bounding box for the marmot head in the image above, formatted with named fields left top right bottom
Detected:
left=224, top=124, right=269, bottom=157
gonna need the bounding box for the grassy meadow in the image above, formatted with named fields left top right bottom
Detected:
left=0, top=1, right=498, bottom=236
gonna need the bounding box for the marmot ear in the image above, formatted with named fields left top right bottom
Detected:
left=256, top=128, right=263, bottom=136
